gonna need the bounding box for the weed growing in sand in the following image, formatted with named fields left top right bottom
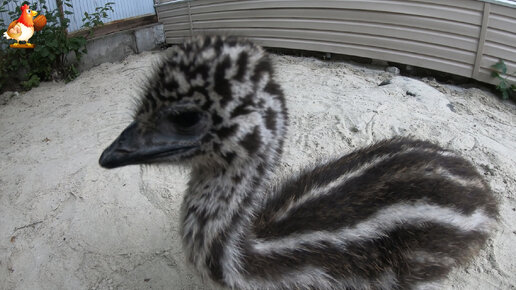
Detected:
left=491, top=59, right=515, bottom=101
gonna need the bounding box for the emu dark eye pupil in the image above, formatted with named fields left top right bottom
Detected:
left=169, top=112, right=200, bottom=128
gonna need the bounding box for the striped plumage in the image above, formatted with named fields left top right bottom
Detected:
left=99, top=36, right=498, bottom=289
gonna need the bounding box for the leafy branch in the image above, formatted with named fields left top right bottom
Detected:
left=82, top=2, right=114, bottom=37
left=491, top=59, right=515, bottom=101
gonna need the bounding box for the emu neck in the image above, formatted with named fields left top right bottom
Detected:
left=180, top=153, right=274, bottom=280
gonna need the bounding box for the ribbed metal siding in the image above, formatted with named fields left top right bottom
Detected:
left=156, top=0, right=191, bottom=43
left=1, top=0, right=155, bottom=32
left=479, top=4, right=516, bottom=83
left=157, top=0, right=516, bottom=85
left=64, top=0, right=156, bottom=31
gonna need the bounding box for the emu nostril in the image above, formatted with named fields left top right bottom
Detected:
left=115, top=148, right=133, bottom=154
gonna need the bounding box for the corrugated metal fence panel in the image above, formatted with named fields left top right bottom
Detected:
left=158, top=0, right=485, bottom=78
left=157, top=0, right=516, bottom=85
left=0, top=1, right=18, bottom=29
left=1, top=0, right=155, bottom=32
left=65, top=0, right=155, bottom=31
left=156, top=1, right=190, bottom=43
left=479, top=3, right=516, bottom=83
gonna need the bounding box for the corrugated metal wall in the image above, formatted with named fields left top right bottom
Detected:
left=1, top=0, right=155, bottom=32
left=477, top=4, right=516, bottom=83
left=64, top=0, right=156, bottom=31
left=156, top=0, right=516, bottom=85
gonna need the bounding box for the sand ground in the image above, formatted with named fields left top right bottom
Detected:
left=0, top=50, right=515, bottom=289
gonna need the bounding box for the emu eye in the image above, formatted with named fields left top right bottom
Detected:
left=168, top=111, right=201, bottom=129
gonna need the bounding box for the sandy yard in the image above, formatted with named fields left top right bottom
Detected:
left=0, top=49, right=515, bottom=290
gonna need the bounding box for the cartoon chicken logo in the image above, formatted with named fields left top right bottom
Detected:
left=3, top=4, right=47, bottom=48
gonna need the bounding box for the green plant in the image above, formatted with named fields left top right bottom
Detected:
left=491, top=59, right=515, bottom=101
left=0, top=0, right=86, bottom=91
left=82, top=2, right=114, bottom=37
left=0, top=0, right=113, bottom=92
left=21, top=74, right=40, bottom=90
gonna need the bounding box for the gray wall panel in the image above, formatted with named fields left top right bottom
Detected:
left=192, top=9, right=482, bottom=38
left=156, top=0, right=516, bottom=85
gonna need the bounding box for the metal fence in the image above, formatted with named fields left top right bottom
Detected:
left=156, top=0, right=516, bottom=85
left=1, top=0, right=155, bottom=32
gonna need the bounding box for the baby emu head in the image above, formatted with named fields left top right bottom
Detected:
left=100, top=36, right=287, bottom=170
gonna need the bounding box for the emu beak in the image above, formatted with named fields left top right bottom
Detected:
left=31, top=10, right=38, bottom=17
left=99, top=121, right=199, bottom=169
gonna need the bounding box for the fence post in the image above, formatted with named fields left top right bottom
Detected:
left=187, top=0, right=193, bottom=38
left=473, top=2, right=490, bottom=80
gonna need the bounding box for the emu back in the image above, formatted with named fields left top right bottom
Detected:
left=100, top=36, right=498, bottom=290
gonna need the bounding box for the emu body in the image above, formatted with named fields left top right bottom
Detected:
left=100, top=36, right=498, bottom=289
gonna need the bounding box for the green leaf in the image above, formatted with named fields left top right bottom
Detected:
left=47, top=39, right=59, bottom=48
left=491, top=59, right=507, bottom=74
left=40, top=48, right=50, bottom=57
left=502, top=90, right=509, bottom=100
left=21, top=74, right=40, bottom=90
